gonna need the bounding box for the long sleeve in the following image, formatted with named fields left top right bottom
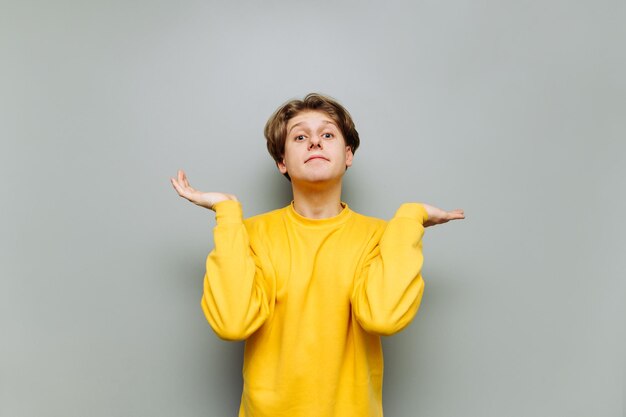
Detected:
left=201, top=200, right=271, bottom=341
left=351, top=203, right=428, bottom=336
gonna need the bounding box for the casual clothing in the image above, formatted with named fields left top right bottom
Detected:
left=201, top=200, right=428, bottom=417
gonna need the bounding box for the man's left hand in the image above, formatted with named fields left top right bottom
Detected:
left=422, top=203, right=465, bottom=227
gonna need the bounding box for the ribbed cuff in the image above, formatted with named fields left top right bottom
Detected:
left=394, top=203, right=428, bottom=224
left=213, top=200, right=243, bottom=225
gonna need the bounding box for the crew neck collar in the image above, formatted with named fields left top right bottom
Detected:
left=286, top=201, right=352, bottom=228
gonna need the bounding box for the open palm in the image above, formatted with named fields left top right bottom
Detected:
left=170, top=170, right=237, bottom=211
left=422, top=203, right=465, bottom=227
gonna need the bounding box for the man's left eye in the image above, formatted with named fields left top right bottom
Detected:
left=322, top=133, right=333, bottom=138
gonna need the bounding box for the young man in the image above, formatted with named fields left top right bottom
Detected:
left=171, top=93, right=464, bottom=416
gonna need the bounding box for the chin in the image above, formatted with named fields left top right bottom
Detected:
left=288, top=166, right=345, bottom=184
left=294, top=173, right=343, bottom=185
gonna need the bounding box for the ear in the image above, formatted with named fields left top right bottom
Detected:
left=277, top=158, right=288, bottom=174
left=345, top=146, right=354, bottom=168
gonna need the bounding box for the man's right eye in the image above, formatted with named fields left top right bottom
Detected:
left=295, top=135, right=306, bottom=141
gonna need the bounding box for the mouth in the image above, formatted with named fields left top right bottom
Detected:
left=305, top=155, right=329, bottom=163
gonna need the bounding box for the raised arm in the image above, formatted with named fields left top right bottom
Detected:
left=352, top=203, right=464, bottom=336
left=171, top=170, right=271, bottom=340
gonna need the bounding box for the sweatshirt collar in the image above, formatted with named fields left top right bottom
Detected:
left=286, top=201, right=352, bottom=228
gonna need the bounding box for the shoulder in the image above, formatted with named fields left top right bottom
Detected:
left=350, top=210, right=386, bottom=226
left=347, top=209, right=387, bottom=236
left=243, top=206, right=288, bottom=233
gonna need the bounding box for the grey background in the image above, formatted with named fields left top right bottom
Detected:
left=1, top=0, right=624, bottom=416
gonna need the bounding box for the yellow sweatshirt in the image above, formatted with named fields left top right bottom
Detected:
left=201, top=200, right=428, bottom=417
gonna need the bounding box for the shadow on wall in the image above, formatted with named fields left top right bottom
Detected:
left=248, top=163, right=294, bottom=213
left=202, top=339, right=245, bottom=413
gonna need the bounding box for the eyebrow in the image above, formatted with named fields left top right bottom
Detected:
left=287, top=120, right=336, bottom=134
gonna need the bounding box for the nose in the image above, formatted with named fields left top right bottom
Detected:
left=308, top=135, right=322, bottom=150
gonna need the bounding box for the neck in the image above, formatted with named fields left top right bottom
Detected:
left=291, top=179, right=344, bottom=219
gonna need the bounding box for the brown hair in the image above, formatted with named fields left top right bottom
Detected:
left=264, top=93, right=360, bottom=170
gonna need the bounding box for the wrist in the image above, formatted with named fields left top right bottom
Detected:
left=394, top=203, right=429, bottom=224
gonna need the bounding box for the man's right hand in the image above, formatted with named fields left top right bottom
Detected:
left=170, top=169, right=238, bottom=211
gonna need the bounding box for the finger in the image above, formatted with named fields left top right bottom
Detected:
left=449, top=212, right=465, bottom=220
left=171, top=177, right=183, bottom=194
left=171, top=178, right=189, bottom=199
left=182, top=170, right=190, bottom=188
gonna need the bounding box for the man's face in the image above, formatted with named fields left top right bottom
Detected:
left=278, top=110, right=353, bottom=185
